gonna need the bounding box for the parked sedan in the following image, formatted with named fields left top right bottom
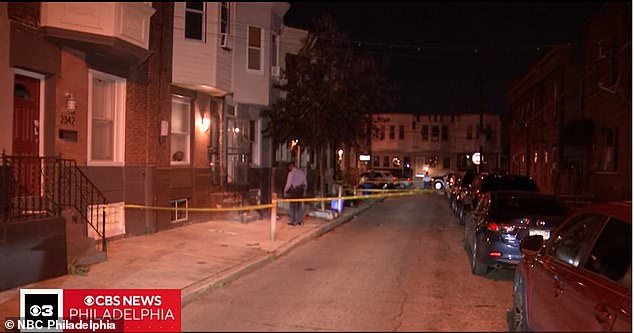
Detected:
left=513, top=201, right=631, bottom=332
left=464, top=191, right=569, bottom=276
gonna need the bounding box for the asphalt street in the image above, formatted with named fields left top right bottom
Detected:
left=183, top=193, right=514, bottom=331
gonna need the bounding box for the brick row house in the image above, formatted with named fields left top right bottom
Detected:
left=369, top=112, right=502, bottom=179
left=0, top=2, right=306, bottom=290
left=506, top=2, right=631, bottom=202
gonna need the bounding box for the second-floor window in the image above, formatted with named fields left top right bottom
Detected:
left=219, top=2, right=230, bottom=47
left=247, top=25, right=263, bottom=71
left=185, top=2, right=205, bottom=41
left=389, top=125, right=395, bottom=140
left=271, top=34, right=279, bottom=68
left=398, top=125, right=404, bottom=140
left=421, top=125, right=428, bottom=141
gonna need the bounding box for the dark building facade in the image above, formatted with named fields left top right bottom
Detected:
left=506, top=2, right=631, bottom=202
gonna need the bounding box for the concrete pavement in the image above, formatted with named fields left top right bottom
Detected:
left=0, top=199, right=376, bottom=321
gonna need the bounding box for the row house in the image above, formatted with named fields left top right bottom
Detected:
left=0, top=2, right=305, bottom=290
left=506, top=2, right=631, bottom=201
left=370, top=112, right=502, bottom=179
left=506, top=45, right=584, bottom=194
left=171, top=2, right=295, bottom=215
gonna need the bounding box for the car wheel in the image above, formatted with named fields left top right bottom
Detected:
left=471, top=237, right=488, bottom=276
left=433, top=180, right=444, bottom=191
left=511, top=279, right=529, bottom=332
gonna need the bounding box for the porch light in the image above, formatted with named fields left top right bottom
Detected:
left=200, top=114, right=210, bottom=133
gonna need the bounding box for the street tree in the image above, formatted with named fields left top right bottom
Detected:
left=263, top=14, right=397, bottom=202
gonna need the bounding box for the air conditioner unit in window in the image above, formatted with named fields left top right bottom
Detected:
left=271, top=66, right=280, bottom=77
left=220, top=33, right=229, bottom=48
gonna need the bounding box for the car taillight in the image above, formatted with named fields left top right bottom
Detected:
left=486, top=222, right=499, bottom=232
left=486, top=221, right=515, bottom=233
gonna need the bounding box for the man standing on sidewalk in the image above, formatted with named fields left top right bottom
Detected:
left=284, top=161, right=307, bottom=226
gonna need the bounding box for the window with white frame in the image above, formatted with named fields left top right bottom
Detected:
left=170, top=198, right=188, bottom=222
left=247, top=25, right=262, bottom=71
left=185, top=2, right=205, bottom=41
left=219, top=2, right=230, bottom=47
left=88, top=70, right=126, bottom=165
left=171, top=96, right=191, bottom=165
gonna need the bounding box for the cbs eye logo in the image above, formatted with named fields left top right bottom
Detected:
left=29, top=304, right=55, bottom=317
left=20, top=289, right=63, bottom=321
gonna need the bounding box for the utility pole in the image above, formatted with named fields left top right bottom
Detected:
left=477, top=52, right=484, bottom=174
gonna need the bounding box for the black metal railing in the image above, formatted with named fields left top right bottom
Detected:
left=1, top=153, right=107, bottom=252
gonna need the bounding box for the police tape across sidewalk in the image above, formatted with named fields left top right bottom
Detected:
left=122, top=188, right=439, bottom=213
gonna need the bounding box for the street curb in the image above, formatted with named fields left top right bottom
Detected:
left=180, top=201, right=376, bottom=306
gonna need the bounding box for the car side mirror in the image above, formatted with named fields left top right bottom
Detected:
left=520, top=235, right=544, bottom=257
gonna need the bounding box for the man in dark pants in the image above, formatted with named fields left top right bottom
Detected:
left=284, top=161, right=307, bottom=226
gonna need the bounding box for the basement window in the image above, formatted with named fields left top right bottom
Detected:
left=170, top=198, right=188, bottom=223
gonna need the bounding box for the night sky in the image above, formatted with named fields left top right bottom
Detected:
left=284, top=2, right=605, bottom=115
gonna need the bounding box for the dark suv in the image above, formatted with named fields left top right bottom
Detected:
left=457, top=174, right=539, bottom=225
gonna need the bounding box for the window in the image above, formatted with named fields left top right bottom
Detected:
left=380, top=125, right=385, bottom=140
left=171, top=96, right=191, bottom=165
left=392, top=157, right=401, bottom=168
left=185, top=2, right=205, bottom=41
left=547, top=214, right=603, bottom=267
left=467, top=125, right=473, bottom=140
left=247, top=25, right=262, bottom=71
left=431, top=126, right=439, bottom=141
left=584, top=217, right=631, bottom=284
left=271, top=33, right=279, bottom=67
left=383, top=156, right=389, bottom=168
left=88, top=70, right=126, bottom=165
left=421, top=125, right=428, bottom=141
left=389, top=125, right=395, bottom=140
left=219, top=2, right=230, bottom=47
left=398, top=125, right=404, bottom=140
left=372, top=156, right=380, bottom=168
left=170, top=198, right=188, bottom=222
left=599, top=128, right=617, bottom=172
left=441, top=125, right=448, bottom=141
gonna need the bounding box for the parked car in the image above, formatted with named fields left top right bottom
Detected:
left=513, top=201, right=631, bottom=332
left=358, top=170, right=397, bottom=190
left=464, top=190, right=569, bottom=276
left=379, top=168, right=414, bottom=189
left=450, top=171, right=476, bottom=217
left=457, top=173, right=540, bottom=225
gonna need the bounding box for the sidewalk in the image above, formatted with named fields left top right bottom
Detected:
left=0, top=200, right=375, bottom=319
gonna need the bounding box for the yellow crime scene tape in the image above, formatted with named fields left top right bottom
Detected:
left=121, top=188, right=439, bottom=213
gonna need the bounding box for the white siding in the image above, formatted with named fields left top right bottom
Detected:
left=172, top=2, right=231, bottom=92
left=232, top=3, right=274, bottom=106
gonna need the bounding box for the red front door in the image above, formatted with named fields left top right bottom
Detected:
left=12, top=74, right=41, bottom=196
left=13, top=74, right=40, bottom=156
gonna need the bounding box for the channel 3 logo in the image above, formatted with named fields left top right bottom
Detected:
left=19, top=289, right=63, bottom=331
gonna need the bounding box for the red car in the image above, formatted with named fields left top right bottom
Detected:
left=513, top=201, right=631, bottom=332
